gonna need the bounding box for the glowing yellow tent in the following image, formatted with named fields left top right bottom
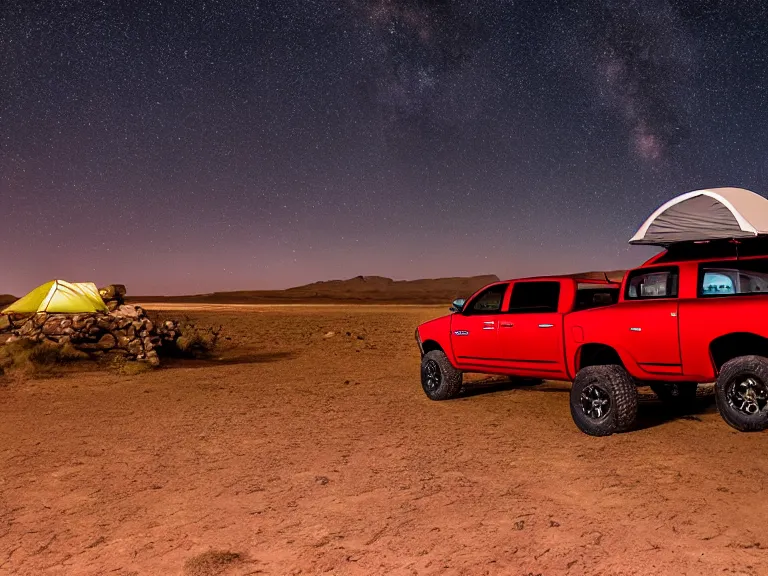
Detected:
left=2, top=280, right=109, bottom=314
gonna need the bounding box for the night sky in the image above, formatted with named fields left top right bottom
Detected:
left=2, top=1, right=768, bottom=295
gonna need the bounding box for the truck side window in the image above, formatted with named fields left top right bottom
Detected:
left=699, top=259, right=768, bottom=297
left=574, top=285, right=619, bottom=310
left=464, top=284, right=508, bottom=315
left=507, top=281, right=560, bottom=313
left=625, top=268, right=679, bottom=300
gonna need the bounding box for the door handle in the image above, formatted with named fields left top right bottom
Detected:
left=630, top=327, right=641, bottom=332
left=538, top=324, right=554, bottom=328
left=500, top=322, right=514, bottom=327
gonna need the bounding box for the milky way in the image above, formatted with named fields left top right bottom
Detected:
left=592, top=0, right=696, bottom=162
left=1, top=1, right=768, bottom=295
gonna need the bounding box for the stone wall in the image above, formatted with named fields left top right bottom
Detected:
left=1, top=304, right=180, bottom=366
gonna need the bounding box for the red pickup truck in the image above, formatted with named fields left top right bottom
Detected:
left=416, top=236, right=768, bottom=436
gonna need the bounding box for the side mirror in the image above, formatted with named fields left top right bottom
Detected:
left=449, top=298, right=466, bottom=313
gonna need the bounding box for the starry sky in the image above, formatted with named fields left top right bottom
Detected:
left=2, top=0, right=768, bottom=295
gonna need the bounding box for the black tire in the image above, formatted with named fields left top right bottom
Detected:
left=570, top=365, right=638, bottom=436
left=420, top=350, right=463, bottom=400
left=650, top=382, right=698, bottom=413
left=715, top=355, right=768, bottom=432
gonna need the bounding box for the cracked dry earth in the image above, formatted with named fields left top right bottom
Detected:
left=2, top=304, right=768, bottom=576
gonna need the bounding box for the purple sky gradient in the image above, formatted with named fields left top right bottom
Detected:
left=1, top=1, right=765, bottom=296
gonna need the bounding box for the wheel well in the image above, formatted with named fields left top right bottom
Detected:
left=578, top=344, right=623, bottom=370
left=421, top=339, right=443, bottom=355
left=710, top=333, right=768, bottom=371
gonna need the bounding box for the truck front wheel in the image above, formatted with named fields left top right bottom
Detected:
left=715, top=355, right=768, bottom=432
left=570, top=365, right=638, bottom=436
left=420, top=350, right=463, bottom=400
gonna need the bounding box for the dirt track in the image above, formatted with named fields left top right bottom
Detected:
left=2, top=305, right=768, bottom=576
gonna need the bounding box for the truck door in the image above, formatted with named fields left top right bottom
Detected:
left=496, top=280, right=568, bottom=379
left=616, top=267, right=681, bottom=374
left=450, top=283, right=509, bottom=368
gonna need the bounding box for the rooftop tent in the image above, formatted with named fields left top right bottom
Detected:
left=629, top=187, right=768, bottom=246
left=2, top=280, right=109, bottom=314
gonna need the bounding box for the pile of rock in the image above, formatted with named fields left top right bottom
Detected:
left=1, top=304, right=180, bottom=366
left=99, top=284, right=127, bottom=312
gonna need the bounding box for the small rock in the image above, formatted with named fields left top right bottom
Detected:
left=324, top=331, right=335, bottom=338
left=96, top=333, right=116, bottom=350
left=115, top=305, right=140, bottom=318
left=146, top=350, right=160, bottom=366
left=127, top=339, right=143, bottom=356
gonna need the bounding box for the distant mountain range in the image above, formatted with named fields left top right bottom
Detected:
left=127, top=275, right=501, bottom=305
left=0, top=295, right=17, bottom=307
left=126, top=270, right=627, bottom=305
left=1, top=271, right=627, bottom=308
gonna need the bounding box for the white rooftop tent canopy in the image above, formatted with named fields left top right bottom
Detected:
left=629, top=187, right=768, bottom=246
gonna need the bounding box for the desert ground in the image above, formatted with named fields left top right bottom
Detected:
left=2, top=304, right=768, bottom=576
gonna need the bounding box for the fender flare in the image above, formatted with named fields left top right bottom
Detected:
left=571, top=341, right=644, bottom=378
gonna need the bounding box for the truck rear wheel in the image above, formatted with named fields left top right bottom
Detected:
left=715, top=355, right=768, bottom=432
left=570, top=365, right=638, bottom=436
left=650, top=382, right=698, bottom=413
left=420, top=350, right=463, bottom=400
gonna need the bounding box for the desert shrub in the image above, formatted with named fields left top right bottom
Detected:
left=0, top=339, right=89, bottom=376
left=29, top=341, right=88, bottom=364
left=106, top=353, right=156, bottom=375
left=183, top=550, right=241, bottom=576
left=163, top=323, right=222, bottom=359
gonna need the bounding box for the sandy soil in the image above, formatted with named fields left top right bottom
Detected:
left=2, top=305, right=768, bottom=576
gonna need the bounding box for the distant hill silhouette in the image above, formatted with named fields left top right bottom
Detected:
left=128, top=270, right=627, bottom=305
left=0, top=295, right=17, bottom=308
left=129, top=275, right=502, bottom=305
left=1, top=272, right=628, bottom=309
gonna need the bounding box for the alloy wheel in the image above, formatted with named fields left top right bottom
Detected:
left=727, top=376, right=768, bottom=416
left=423, top=359, right=441, bottom=392
left=580, top=383, right=611, bottom=420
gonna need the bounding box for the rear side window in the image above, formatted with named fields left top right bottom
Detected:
left=574, top=285, right=620, bottom=310
left=464, top=284, right=508, bottom=314
left=625, top=267, right=679, bottom=299
left=699, top=259, right=768, bottom=297
left=507, top=281, right=560, bottom=313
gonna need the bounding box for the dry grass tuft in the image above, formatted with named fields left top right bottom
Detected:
left=164, top=321, right=222, bottom=359
left=183, top=550, right=242, bottom=576
left=0, top=339, right=89, bottom=376
left=106, top=354, right=157, bottom=375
